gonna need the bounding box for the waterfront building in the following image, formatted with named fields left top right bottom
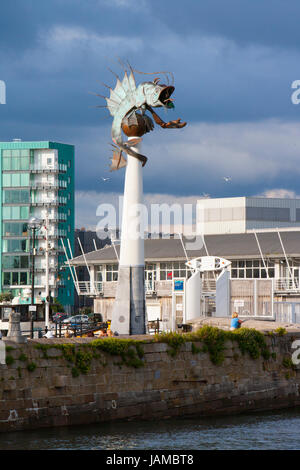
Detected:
left=74, top=228, right=112, bottom=311
left=0, top=140, right=75, bottom=321
left=197, top=196, right=300, bottom=234
left=68, top=228, right=300, bottom=329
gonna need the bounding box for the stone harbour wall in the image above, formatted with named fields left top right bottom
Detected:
left=1, top=331, right=300, bottom=432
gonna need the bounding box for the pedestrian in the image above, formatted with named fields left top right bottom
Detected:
left=230, top=312, right=243, bottom=330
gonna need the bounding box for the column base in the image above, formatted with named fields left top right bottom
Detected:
left=111, top=265, right=146, bottom=335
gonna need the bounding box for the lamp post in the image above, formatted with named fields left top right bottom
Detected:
left=28, top=217, right=42, bottom=338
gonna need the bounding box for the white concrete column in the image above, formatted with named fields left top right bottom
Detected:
left=111, top=137, right=146, bottom=335
left=119, top=137, right=144, bottom=267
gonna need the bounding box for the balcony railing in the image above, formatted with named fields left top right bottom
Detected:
left=31, top=182, right=59, bottom=190
left=76, top=281, right=103, bottom=295
left=145, top=280, right=155, bottom=294
left=274, top=277, right=300, bottom=292
left=30, top=164, right=67, bottom=173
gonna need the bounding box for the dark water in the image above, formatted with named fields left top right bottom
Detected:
left=1, top=408, right=300, bottom=450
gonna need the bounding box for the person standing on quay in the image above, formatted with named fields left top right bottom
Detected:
left=230, top=312, right=243, bottom=330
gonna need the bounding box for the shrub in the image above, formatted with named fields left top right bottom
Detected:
left=5, top=355, right=15, bottom=366
left=27, top=362, right=37, bottom=372
left=275, top=327, right=287, bottom=336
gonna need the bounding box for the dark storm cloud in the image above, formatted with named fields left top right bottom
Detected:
left=148, top=0, right=300, bottom=50
left=1, top=0, right=300, bottom=206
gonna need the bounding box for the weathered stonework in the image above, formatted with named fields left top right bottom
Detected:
left=0, top=332, right=300, bottom=432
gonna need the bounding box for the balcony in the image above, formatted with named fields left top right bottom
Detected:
left=31, top=182, right=59, bottom=190
left=76, top=281, right=103, bottom=296
left=31, top=198, right=59, bottom=207
left=30, top=164, right=67, bottom=174
left=274, top=277, right=300, bottom=293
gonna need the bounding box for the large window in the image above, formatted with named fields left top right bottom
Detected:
left=160, top=262, right=188, bottom=280
left=2, top=206, right=29, bottom=220
left=3, top=255, right=29, bottom=269
left=95, top=266, right=103, bottom=282
left=2, top=239, right=29, bottom=253
left=231, top=259, right=275, bottom=279
left=3, top=222, right=28, bottom=236
left=3, top=271, right=30, bottom=286
left=2, top=149, right=30, bottom=171
left=246, top=207, right=290, bottom=222
left=3, top=189, right=30, bottom=204
left=2, top=173, right=30, bottom=187
left=105, top=264, right=118, bottom=281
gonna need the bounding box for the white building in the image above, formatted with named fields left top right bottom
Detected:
left=197, top=197, right=300, bottom=234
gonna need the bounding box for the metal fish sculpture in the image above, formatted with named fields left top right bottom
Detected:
left=99, top=65, right=187, bottom=171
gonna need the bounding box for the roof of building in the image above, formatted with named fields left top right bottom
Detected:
left=69, top=230, right=300, bottom=265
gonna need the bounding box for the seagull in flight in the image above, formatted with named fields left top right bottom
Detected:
left=223, top=176, right=232, bottom=182
left=201, top=192, right=210, bottom=198
left=101, top=177, right=110, bottom=182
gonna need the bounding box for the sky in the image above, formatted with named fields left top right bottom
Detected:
left=1, top=0, right=300, bottom=229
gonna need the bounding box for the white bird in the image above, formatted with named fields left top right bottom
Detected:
left=223, top=176, right=232, bottom=182
left=101, top=177, right=110, bottom=182
left=201, top=193, right=210, bottom=198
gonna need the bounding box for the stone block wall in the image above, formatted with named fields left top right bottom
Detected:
left=0, top=332, right=300, bottom=432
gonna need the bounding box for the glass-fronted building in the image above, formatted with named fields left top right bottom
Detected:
left=0, top=140, right=74, bottom=314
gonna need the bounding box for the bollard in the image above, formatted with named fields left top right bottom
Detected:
left=6, top=311, right=27, bottom=344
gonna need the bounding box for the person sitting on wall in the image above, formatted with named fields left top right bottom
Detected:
left=230, top=312, right=243, bottom=331
left=97, top=329, right=108, bottom=338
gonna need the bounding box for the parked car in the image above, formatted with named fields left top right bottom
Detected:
left=62, top=314, right=89, bottom=327
left=88, top=313, right=103, bottom=323
left=52, top=313, right=69, bottom=323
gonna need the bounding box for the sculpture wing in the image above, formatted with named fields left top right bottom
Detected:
left=106, top=70, right=137, bottom=117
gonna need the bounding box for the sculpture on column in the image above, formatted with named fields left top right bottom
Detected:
left=97, top=64, right=187, bottom=170
left=98, top=64, right=187, bottom=335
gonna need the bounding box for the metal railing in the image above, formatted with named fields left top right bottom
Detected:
left=274, top=277, right=300, bottom=292
left=20, top=320, right=109, bottom=339
left=76, top=281, right=103, bottom=295
left=31, top=182, right=59, bottom=189
left=145, top=280, right=155, bottom=294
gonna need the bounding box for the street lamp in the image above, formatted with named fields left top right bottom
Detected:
left=28, top=217, right=43, bottom=338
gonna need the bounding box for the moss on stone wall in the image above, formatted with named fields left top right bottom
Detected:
left=155, top=326, right=271, bottom=365
left=1, top=326, right=284, bottom=377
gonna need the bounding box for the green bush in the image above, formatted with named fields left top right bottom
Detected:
left=0, top=292, right=13, bottom=303
left=5, top=355, right=15, bottom=366
left=275, top=327, right=287, bottom=336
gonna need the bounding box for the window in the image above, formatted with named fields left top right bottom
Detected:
left=3, top=189, right=30, bottom=204
left=106, top=264, right=118, bottom=281
left=230, top=259, right=275, bottom=278
left=160, top=262, right=188, bottom=280
left=2, top=173, right=30, bottom=187
left=95, top=266, right=103, bottom=282
left=2, top=151, right=30, bottom=171
left=3, top=222, right=28, bottom=236
left=3, top=239, right=29, bottom=253
left=3, top=255, right=29, bottom=269
left=2, top=206, right=29, bottom=220
left=3, top=271, right=29, bottom=287
left=246, top=207, right=290, bottom=222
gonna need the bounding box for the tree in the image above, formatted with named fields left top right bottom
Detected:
left=0, top=292, right=13, bottom=303
left=51, top=298, right=65, bottom=314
